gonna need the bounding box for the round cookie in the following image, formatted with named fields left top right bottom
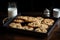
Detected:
left=23, top=26, right=33, bottom=31
left=42, top=19, right=54, bottom=25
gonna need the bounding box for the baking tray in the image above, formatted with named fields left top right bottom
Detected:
left=3, top=15, right=59, bottom=38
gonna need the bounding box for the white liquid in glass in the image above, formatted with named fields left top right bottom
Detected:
left=8, top=8, right=17, bottom=18
left=53, top=8, right=60, bottom=18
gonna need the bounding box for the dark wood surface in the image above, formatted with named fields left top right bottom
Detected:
left=0, top=25, right=60, bottom=40
left=0, top=12, right=60, bottom=40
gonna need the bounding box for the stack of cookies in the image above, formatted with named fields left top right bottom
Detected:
left=9, top=16, right=54, bottom=33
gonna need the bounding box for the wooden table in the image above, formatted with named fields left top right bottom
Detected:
left=0, top=25, right=60, bottom=40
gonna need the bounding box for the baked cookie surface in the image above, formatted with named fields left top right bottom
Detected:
left=23, top=26, right=34, bottom=31
left=28, top=21, right=41, bottom=27
left=35, top=28, right=47, bottom=33
left=42, top=19, right=54, bottom=25
left=9, top=23, right=22, bottom=28
left=9, top=16, right=55, bottom=33
left=14, top=19, right=24, bottom=23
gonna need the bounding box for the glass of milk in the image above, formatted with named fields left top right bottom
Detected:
left=53, top=8, right=60, bottom=18
left=8, top=2, right=17, bottom=18
left=3, top=2, right=17, bottom=24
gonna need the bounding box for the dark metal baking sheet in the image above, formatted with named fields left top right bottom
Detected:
left=3, top=15, right=59, bottom=38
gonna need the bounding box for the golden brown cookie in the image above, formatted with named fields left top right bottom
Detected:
left=28, top=21, right=41, bottom=27
left=36, top=17, right=44, bottom=21
left=27, top=17, right=37, bottom=22
left=9, top=23, right=17, bottom=28
left=35, top=28, right=42, bottom=32
left=39, top=24, right=48, bottom=29
left=17, top=16, right=28, bottom=20
left=42, top=19, right=54, bottom=25
left=23, top=26, right=33, bottom=31
left=14, top=19, right=24, bottom=23
left=40, top=28, right=47, bottom=33
left=35, top=28, right=47, bottom=33
left=9, top=23, right=22, bottom=29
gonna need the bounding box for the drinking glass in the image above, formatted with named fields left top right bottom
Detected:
left=3, top=2, right=17, bottom=24
left=8, top=2, right=17, bottom=18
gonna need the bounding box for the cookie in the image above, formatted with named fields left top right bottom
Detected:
left=17, top=16, right=28, bottom=20
left=35, top=28, right=42, bottom=32
left=28, top=22, right=41, bottom=27
left=36, top=17, right=44, bottom=21
left=40, top=28, right=47, bottom=33
left=35, top=28, right=47, bottom=33
left=26, top=17, right=35, bottom=22
left=42, top=19, right=54, bottom=25
left=39, top=24, right=48, bottom=29
left=9, top=23, right=17, bottom=28
left=23, top=26, right=33, bottom=31
left=9, top=23, right=22, bottom=28
left=14, top=19, right=24, bottom=23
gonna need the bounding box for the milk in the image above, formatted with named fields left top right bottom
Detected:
left=53, top=8, right=60, bottom=18
left=8, top=8, right=17, bottom=18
